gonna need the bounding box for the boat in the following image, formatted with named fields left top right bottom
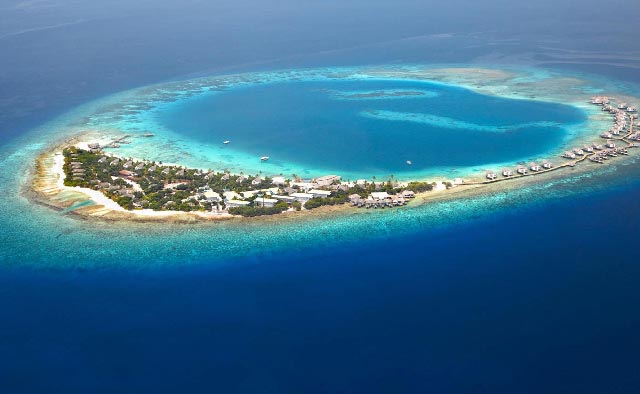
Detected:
left=260, top=156, right=270, bottom=161
left=406, top=160, right=412, bottom=165
left=223, top=140, right=230, bottom=144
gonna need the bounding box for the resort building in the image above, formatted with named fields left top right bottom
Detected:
left=486, top=171, right=497, bottom=180
left=226, top=200, right=251, bottom=208
left=370, top=192, right=389, bottom=200
left=290, top=181, right=316, bottom=191
left=223, top=191, right=242, bottom=201
left=272, top=195, right=296, bottom=203
left=203, top=190, right=221, bottom=202
left=271, top=176, right=286, bottom=186
left=530, top=162, right=541, bottom=172
left=314, top=175, right=341, bottom=187
left=308, top=189, right=332, bottom=198
left=502, top=168, right=513, bottom=177
left=291, top=193, right=314, bottom=203
left=401, top=190, right=415, bottom=198
left=255, top=198, right=279, bottom=208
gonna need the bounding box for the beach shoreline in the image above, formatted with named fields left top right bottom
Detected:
left=28, top=131, right=638, bottom=227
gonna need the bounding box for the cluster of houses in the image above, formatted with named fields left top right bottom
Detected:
left=348, top=190, right=415, bottom=208
left=484, top=97, right=638, bottom=181
left=485, top=160, right=553, bottom=180
left=196, top=186, right=335, bottom=210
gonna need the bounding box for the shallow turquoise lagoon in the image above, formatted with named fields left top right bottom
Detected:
left=155, top=79, right=586, bottom=175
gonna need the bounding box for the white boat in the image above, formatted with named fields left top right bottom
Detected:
left=260, top=156, right=270, bottom=161
left=223, top=140, right=230, bottom=144
left=406, top=160, right=412, bottom=165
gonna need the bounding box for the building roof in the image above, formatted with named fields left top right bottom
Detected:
left=370, top=192, right=389, bottom=199
left=291, top=193, right=313, bottom=198
left=226, top=199, right=250, bottom=206
left=203, top=190, right=220, bottom=199
left=257, top=198, right=279, bottom=204
left=308, top=189, right=332, bottom=196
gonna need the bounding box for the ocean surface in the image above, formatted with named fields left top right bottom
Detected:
left=2, top=0, right=640, bottom=393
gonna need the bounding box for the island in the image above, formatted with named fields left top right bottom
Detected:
left=26, top=66, right=640, bottom=223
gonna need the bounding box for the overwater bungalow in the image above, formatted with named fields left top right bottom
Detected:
left=529, top=162, right=541, bottom=172
left=592, top=143, right=604, bottom=150
left=601, top=132, right=613, bottom=138
left=517, top=165, right=527, bottom=175
left=606, top=140, right=616, bottom=148
left=562, top=151, right=576, bottom=159
left=627, top=106, right=637, bottom=113
left=618, top=103, right=628, bottom=109
left=542, top=160, right=553, bottom=169
left=486, top=171, right=497, bottom=180
left=502, top=168, right=513, bottom=177
left=583, top=145, right=594, bottom=153
left=573, top=148, right=584, bottom=155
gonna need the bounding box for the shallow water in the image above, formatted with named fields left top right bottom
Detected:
left=156, top=79, right=584, bottom=175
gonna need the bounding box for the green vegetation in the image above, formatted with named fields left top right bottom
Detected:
left=228, top=201, right=289, bottom=217
left=405, top=181, right=435, bottom=193
left=61, top=147, right=438, bottom=215
left=303, top=191, right=349, bottom=210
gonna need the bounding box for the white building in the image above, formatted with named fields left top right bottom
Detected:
left=255, top=198, right=279, bottom=208
left=308, top=189, right=332, bottom=198
left=401, top=190, right=415, bottom=198
left=226, top=199, right=251, bottom=208
left=370, top=192, right=389, bottom=200
left=203, top=190, right=221, bottom=202
left=291, top=193, right=314, bottom=203
left=223, top=191, right=242, bottom=201
left=314, top=175, right=341, bottom=187
left=272, top=195, right=296, bottom=203
left=290, top=182, right=316, bottom=191
left=271, top=176, right=286, bottom=186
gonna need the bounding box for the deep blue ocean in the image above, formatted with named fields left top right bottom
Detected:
left=2, top=1, right=640, bottom=393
